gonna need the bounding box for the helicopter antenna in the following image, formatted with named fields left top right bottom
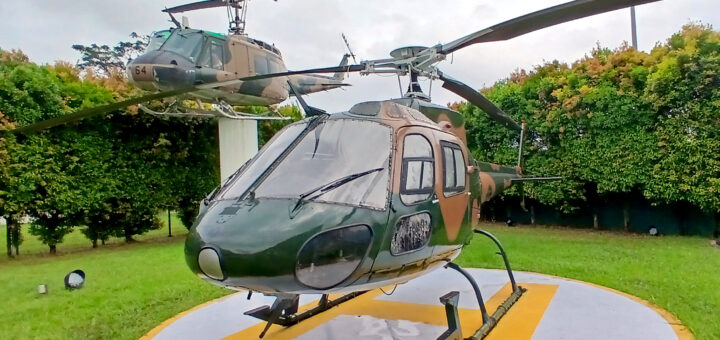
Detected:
left=341, top=33, right=357, bottom=64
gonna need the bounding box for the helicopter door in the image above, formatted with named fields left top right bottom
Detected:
left=369, top=127, right=441, bottom=281
left=433, top=134, right=471, bottom=247
left=228, top=40, right=250, bottom=77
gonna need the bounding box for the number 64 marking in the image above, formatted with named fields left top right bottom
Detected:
left=134, top=65, right=147, bottom=75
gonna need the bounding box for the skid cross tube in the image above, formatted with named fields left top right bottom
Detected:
left=445, top=263, right=491, bottom=324
left=474, top=229, right=520, bottom=293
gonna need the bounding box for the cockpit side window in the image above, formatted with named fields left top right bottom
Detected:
left=199, top=39, right=225, bottom=70
left=400, top=134, right=435, bottom=205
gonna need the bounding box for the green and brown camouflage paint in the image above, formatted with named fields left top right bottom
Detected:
left=185, top=99, right=523, bottom=294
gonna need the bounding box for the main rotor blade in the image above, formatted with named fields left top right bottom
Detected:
left=440, top=0, right=660, bottom=54
left=13, top=64, right=364, bottom=133
left=13, top=88, right=192, bottom=133
left=197, top=64, right=365, bottom=90
left=439, top=73, right=521, bottom=131
left=163, top=0, right=239, bottom=13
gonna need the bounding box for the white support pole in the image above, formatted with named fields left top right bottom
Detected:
left=630, top=7, right=638, bottom=49
left=218, top=118, right=258, bottom=181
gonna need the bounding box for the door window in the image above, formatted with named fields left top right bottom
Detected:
left=199, top=39, right=225, bottom=70
left=391, top=212, right=432, bottom=255
left=253, top=55, right=269, bottom=75
left=400, top=134, right=434, bottom=205
left=441, top=142, right=466, bottom=196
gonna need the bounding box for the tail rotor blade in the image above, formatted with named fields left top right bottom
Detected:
left=439, top=73, right=521, bottom=131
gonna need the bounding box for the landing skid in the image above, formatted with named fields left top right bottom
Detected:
left=243, top=230, right=520, bottom=339
left=245, top=291, right=367, bottom=338
left=137, top=100, right=291, bottom=121
left=438, top=229, right=526, bottom=340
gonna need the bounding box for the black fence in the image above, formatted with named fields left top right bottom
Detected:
left=481, top=196, right=718, bottom=237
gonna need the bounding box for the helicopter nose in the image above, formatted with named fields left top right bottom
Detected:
left=184, top=200, right=306, bottom=290
left=127, top=51, right=196, bottom=90
left=185, top=199, right=376, bottom=293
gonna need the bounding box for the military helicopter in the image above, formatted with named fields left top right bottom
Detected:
left=13, top=0, right=659, bottom=337
left=126, top=0, right=352, bottom=119
left=178, top=0, right=658, bottom=336
left=14, top=0, right=352, bottom=132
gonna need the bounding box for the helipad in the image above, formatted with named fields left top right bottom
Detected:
left=143, top=269, right=692, bottom=340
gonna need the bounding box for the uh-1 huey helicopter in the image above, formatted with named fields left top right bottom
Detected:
left=125, top=0, right=353, bottom=120
left=12, top=0, right=659, bottom=337
left=14, top=0, right=353, bottom=132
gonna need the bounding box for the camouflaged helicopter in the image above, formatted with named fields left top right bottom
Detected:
left=14, top=0, right=352, bottom=132
left=13, top=0, right=659, bottom=337
left=126, top=0, right=352, bottom=119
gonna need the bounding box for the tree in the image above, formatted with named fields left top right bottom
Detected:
left=459, top=24, right=720, bottom=227
left=72, top=33, right=148, bottom=76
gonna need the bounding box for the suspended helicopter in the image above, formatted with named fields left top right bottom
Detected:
left=12, top=0, right=660, bottom=337
left=14, top=0, right=352, bottom=132
left=127, top=0, right=353, bottom=119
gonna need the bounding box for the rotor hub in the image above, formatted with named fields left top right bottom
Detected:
left=389, top=46, right=428, bottom=59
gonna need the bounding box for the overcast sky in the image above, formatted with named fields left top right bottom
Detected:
left=1, top=0, right=718, bottom=112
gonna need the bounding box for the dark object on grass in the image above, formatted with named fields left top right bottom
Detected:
left=648, top=225, right=659, bottom=236
left=64, top=270, right=85, bottom=290
left=506, top=218, right=516, bottom=227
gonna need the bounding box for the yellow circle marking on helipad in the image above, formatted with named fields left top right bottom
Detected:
left=144, top=269, right=692, bottom=340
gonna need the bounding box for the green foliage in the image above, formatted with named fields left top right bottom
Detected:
left=258, top=105, right=303, bottom=146
left=0, top=49, right=220, bottom=252
left=460, top=24, right=720, bottom=215
left=72, top=32, right=149, bottom=75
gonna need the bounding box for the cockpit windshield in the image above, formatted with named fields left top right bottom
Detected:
left=256, top=119, right=392, bottom=210
left=220, top=118, right=392, bottom=210
left=219, top=121, right=308, bottom=200
left=160, top=30, right=204, bottom=62
left=147, top=30, right=172, bottom=51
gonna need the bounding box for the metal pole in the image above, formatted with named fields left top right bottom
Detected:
left=517, top=120, right=526, bottom=167
left=630, top=7, right=638, bottom=49
left=168, top=209, right=172, bottom=237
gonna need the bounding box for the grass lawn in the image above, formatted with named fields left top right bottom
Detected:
left=0, top=212, right=187, bottom=259
left=0, top=237, right=228, bottom=339
left=1, top=223, right=718, bottom=339
left=457, top=224, right=720, bottom=339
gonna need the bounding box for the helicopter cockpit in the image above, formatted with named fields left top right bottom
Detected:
left=158, top=29, right=208, bottom=63
left=127, top=29, right=232, bottom=91
left=218, top=116, right=392, bottom=210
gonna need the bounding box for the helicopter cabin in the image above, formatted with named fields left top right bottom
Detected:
left=148, top=29, right=286, bottom=79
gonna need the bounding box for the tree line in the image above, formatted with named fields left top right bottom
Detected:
left=458, top=24, right=719, bottom=233
left=0, top=39, right=299, bottom=255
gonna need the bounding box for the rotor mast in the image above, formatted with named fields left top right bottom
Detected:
left=228, top=0, right=248, bottom=35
